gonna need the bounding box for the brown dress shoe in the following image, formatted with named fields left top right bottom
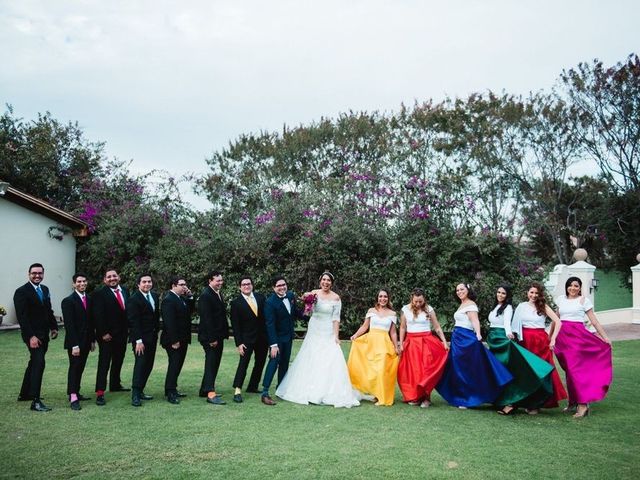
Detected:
left=261, top=395, right=276, bottom=406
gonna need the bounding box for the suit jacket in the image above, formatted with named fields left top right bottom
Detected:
left=230, top=292, right=266, bottom=347
left=127, top=290, right=160, bottom=345
left=264, top=291, right=303, bottom=346
left=61, top=292, right=94, bottom=350
left=91, top=285, right=129, bottom=339
left=160, top=291, right=194, bottom=347
left=197, top=286, right=229, bottom=345
left=13, top=282, right=57, bottom=344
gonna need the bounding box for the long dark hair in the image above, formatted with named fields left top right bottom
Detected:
left=374, top=289, right=394, bottom=310
left=494, top=284, right=513, bottom=316
left=454, top=283, right=477, bottom=303
left=564, top=276, right=583, bottom=296
left=527, top=282, right=546, bottom=316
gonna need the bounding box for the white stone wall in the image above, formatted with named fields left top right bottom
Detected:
left=0, top=198, right=77, bottom=326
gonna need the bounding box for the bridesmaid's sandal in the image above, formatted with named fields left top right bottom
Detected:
left=497, top=405, right=515, bottom=415
left=563, top=403, right=577, bottom=413
left=525, top=408, right=540, bottom=415
left=420, top=400, right=431, bottom=409
left=573, top=404, right=590, bottom=418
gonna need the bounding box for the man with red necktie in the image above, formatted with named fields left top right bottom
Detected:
left=61, top=273, right=96, bottom=410
left=91, top=268, right=130, bottom=406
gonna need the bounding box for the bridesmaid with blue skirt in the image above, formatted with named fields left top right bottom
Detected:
left=486, top=284, right=554, bottom=415
left=436, top=283, right=513, bottom=408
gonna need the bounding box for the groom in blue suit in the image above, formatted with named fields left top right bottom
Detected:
left=261, top=275, right=304, bottom=405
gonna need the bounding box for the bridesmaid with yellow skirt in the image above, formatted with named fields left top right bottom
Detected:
left=347, top=289, right=400, bottom=406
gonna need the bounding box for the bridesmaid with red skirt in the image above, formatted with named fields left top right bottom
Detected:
left=554, top=276, right=612, bottom=418
left=512, top=282, right=567, bottom=414
left=397, top=289, right=448, bottom=408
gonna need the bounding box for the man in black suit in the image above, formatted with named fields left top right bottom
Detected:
left=61, top=272, right=96, bottom=411
left=160, top=276, right=194, bottom=404
left=13, top=262, right=58, bottom=412
left=230, top=275, right=267, bottom=403
left=92, top=268, right=130, bottom=406
left=128, top=273, right=160, bottom=407
left=198, top=270, right=228, bottom=405
left=261, top=274, right=304, bottom=405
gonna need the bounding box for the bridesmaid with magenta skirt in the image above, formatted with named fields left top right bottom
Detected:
left=436, top=283, right=512, bottom=408
left=554, top=276, right=612, bottom=418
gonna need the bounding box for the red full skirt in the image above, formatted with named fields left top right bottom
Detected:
left=520, top=327, right=567, bottom=407
left=397, top=332, right=448, bottom=403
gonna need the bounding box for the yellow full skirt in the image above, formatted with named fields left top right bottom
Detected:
left=347, top=329, right=399, bottom=405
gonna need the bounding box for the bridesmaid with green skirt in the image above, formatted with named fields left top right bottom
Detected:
left=487, top=284, right=554, bottom=415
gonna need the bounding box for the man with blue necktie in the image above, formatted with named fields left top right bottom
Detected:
left=13, top=263, right=58, bottom=412
left=127, top=273, right=160, bottom=407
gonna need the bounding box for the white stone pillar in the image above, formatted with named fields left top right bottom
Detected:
left=632, top=254, right=640, bottom=325
left=566, top=248, right=596, bottom=308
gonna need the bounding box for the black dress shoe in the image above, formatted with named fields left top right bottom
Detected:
left=233, top=394, right=243, bottom=403
left=31, top=400, right=52, bottom=412
left=140, top=393, right=153, bottom=400
left=176, top=391, right=187, bottom=398
left=110, top=386, right=131, bottom=392
left=206, top=396, right=226, bottom=405
left=167, top=393, right=180, bottom=405
left=131, top=396, right=142, bottom=407
left=96, top=395, right=106, bottom=406
left=70, top=400, right=82, bottom=411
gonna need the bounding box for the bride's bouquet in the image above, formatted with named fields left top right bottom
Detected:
left=302, top=292, right=317, bottom=316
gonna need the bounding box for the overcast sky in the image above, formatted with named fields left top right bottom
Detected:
left=1, top=1, right=637, bottom=208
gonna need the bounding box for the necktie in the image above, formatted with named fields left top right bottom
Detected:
left=247, top=296, right=257, bottom=316
left=113, top=288, right=125, bottom=310
left=145, top=293, right=154, bottom=310
left=81, top=295, right=87, bottom=310
left=36, top=286, right=44, bottom=302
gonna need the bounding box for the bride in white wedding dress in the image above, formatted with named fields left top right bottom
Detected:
left=276, top=272, right=360, bottom=408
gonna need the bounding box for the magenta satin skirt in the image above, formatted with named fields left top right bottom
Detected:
left=554, top=321, right=613, bottom=404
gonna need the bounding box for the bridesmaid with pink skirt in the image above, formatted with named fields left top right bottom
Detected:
left=554, top=276, right=613, bottom=418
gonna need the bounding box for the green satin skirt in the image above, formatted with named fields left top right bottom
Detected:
left=487, top=328, right=554, bottom=408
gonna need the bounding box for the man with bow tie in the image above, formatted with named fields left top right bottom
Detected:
left=91, top=268, right=130, bottom=406
left=61, top=273, right=96, bottom=411
left=260, top=274, right=305, bottom=405
left=128, top=273, right=160, bottom=407
left=160, top=276, right=194, bottom=404
left=13, top=262, right=58, bottom=412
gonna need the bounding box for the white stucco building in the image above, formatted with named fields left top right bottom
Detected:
left=0, top=182, right=88, bottom=327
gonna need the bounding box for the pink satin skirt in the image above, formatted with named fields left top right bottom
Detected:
left=554, top=321, right=613, bottom=404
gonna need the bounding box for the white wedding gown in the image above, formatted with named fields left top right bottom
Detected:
left=276, top=298, right=360, bottom=408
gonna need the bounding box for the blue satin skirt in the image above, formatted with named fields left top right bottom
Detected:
left=436, top=327, right=513, bottom=407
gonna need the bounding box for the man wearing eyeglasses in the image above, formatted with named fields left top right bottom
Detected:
left=160, top=276, right=194, bottom=404
left=260, top=275, right=304, bottom=405
left=13, top=263, right=58, bottom=411
left=230, top=276, right=267, bottom=403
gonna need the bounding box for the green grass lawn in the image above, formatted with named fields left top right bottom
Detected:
left=595, top=270, right=632, bottom=311
left=1, top=331, right=638, bottom=479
